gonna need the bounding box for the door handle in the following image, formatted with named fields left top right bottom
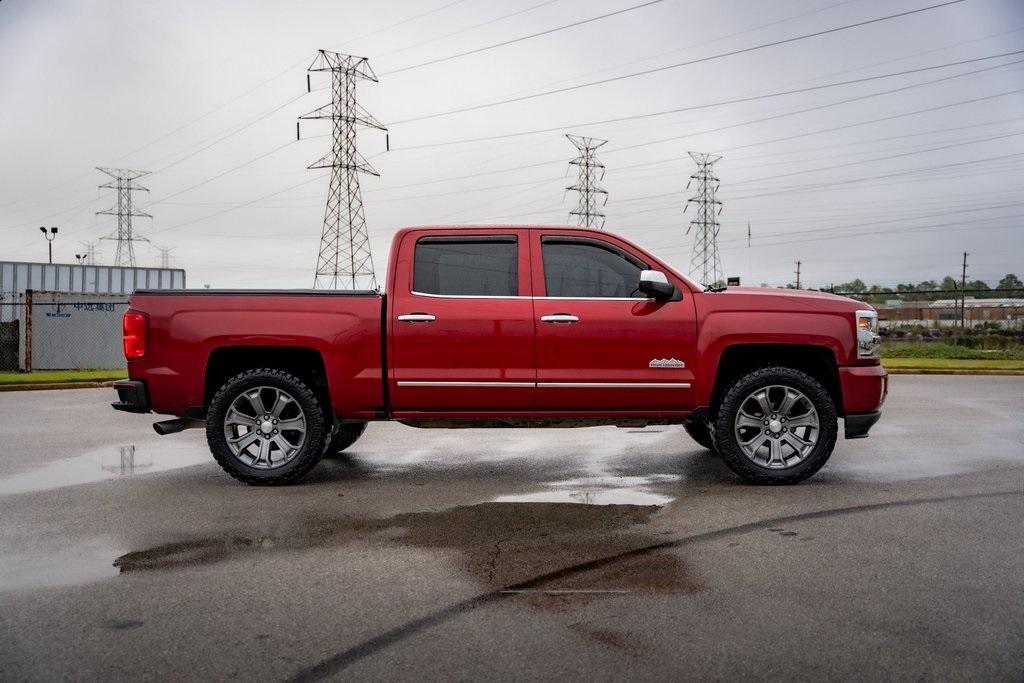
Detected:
left=540, top=313, right=579, bottom=323
left=397, top=313, right=436, bottom=322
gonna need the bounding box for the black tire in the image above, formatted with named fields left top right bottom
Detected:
left=325, top=422, right=367, bottom=457
left=683, top=420, right=717, bottom=452
left=206, top=368, right=327, bottom=486
left=713, top=366, right=837, bottom=485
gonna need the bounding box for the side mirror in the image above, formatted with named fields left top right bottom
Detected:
left=638, top=270, right=676, bottom=300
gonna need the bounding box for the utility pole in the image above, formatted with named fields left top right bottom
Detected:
left=155, top=245, right=173, bottom=269
left=960, top=251, right=969, bottom=328
left=684, top=151, right=723, bottom=287
left=38, top=226, right=57, bottom=263
left=96, top=168, right=151, bottom=267
left=747, top=219, right=751, bottom=248
left=795, top=260, right=802, bottom=289
left=565, top=134, right=609, bottom=229
left=298, top=51, right=387, bottom=290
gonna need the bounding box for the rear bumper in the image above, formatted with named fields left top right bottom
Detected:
left=111, top=380, right=150, bottom=413
left=844, top=411, right=881, bottom=439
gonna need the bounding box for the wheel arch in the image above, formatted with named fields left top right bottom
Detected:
left=204, top=346, right=331, bottom=418
left=709, top=343, right=843, bottom=416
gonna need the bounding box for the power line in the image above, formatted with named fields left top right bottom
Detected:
left=388, top=0, right=967, bottom=124
left=380, top=0, right=668, bottom=76
left=393, top=50, right=1024, bottom=150
left=376, top=0, right=568, bottom=60
left=730, top=151, right=1024, bottom=202
left=107, top=0, right=472, bottom=167
left=605, top=59, right=1024, bottom=157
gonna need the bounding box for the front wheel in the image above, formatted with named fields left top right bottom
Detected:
left=206, top=368, right=328, bottom=486
left=683, top=420, right=717, bottom=453
left=714, top=367, right=837, bottom=485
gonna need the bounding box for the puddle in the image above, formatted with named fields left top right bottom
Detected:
left=493, top=474, right=680, bottom=506
left=0, top=441, right=209, bottom=496
left=0, top=537, right=126, bottom=593
left=112, top=502, right=699, bottom=596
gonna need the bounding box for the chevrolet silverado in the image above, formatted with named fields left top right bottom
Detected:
left=112, top=225, right=887, bottom=486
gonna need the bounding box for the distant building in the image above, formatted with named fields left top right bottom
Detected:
left=0, top=260, right=186, bottom=370
left=0, top=260, right=185, bottom=322
left=875, top=297, right=1024, bottom=329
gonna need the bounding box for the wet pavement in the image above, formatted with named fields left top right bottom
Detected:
left=0, top=376, right=1022, bottom=680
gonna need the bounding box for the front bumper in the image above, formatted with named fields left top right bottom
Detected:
left=111, top=380, right=150, bottom=413
left=839, top=364, right=888, bottom=415
left=844, top=411, right=881, bottom=439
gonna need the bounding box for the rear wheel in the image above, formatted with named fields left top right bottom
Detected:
left=714, top=366, right=837, bottom=485
left=325, top=422, right=367, bottom=457
left=206, top=368, right=327, bottom=486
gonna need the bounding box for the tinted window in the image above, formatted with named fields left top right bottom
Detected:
left=414, top=237, right=518, bottom=296
left=543, top=239, right=646, bottom=298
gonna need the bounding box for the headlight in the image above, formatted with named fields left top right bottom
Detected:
left=855, top=310, right=880, bottom=358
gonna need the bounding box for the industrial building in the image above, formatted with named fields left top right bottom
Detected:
left=0, top=260, right=186, bottom=370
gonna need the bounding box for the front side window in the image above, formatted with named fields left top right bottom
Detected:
left=542, top=238, right=646, bottom=298
left=413, top=237, right=518, bottom=296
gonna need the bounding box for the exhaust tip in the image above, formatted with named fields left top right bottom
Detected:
left=152, top=418, right=203, bottom=436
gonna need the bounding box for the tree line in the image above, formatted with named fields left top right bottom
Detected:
left=824, top=273, right=1022, bottom=301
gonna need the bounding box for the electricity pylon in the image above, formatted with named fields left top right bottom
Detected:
left=156, top=245, right=174, bottom=269
left=97, top=168, right=151, bottom=267
left=684, top=152, right=723, bottom=287
left=80, top=241, right=98, bottom=265
left=565, top=134, right=608, bottom=229
left=299, top=51, right=387, bottom=290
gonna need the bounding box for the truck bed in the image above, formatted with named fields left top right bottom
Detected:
left=126, top=289, right=385, bottom=418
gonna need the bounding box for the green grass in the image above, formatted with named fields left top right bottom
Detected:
left=882, top=341, right=1024, bottom=360
left=883, top=357, right=1024, bottom=371
left=0, top=369, right=127, bottom=385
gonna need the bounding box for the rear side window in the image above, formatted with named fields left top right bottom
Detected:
left=542, top=238, right=646, bottom=298
left=413, top=237, right=518, bottom=296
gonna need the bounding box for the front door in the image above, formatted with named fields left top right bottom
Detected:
left=532, top=232, right=697, bottom=412
left=390, top=230, right=536, bottom=413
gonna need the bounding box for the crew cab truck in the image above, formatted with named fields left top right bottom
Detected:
left=112, top=225, right=887, bottom=486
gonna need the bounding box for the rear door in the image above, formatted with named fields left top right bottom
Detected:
left=389, top=230, right=536, bottom=412
left=531, top=231, right=697, bottom=412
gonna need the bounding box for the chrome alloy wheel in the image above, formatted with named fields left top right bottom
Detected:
left=733, top=384, right=820, bottom=469
left=223, top=386, right=307, bottom=469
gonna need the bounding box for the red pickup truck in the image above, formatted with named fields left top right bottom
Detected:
left=112, top=225, right=886, bottom=486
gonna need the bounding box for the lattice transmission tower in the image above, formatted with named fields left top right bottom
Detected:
left=299, top=51, right=387, bottom=290
left=96, top=168, right=151, bottom=267
left=80, top=241, right=98, bottom=265
left=684, top=152, right=723, bottom=287
left=565, top=134, right=608, bottom=229
left=155, top=245, right=174, bottom=269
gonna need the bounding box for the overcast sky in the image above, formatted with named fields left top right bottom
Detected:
left=1, top=0, right=1022, bottom=289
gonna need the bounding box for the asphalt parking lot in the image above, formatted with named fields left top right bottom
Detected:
left=1, top=375, right=1022, bottom=680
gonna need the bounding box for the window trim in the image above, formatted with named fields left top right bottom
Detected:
left=412, top=234, right=520, bottom=298
left=539, top=235, right=651, bottom=300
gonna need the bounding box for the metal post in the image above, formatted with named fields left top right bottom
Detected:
left=24, top=289, right=33, bottom=373
left=960, top=252, right=968, bottom=329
